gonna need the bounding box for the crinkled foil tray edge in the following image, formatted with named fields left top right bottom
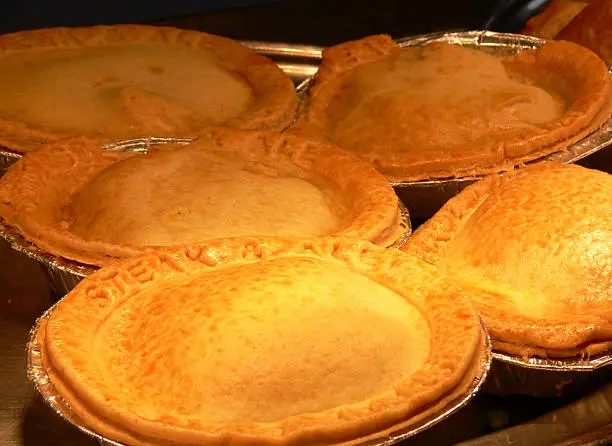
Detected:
left=0, top=147, right=21, bottom=175
left=0, top=219, right=95, bottom=287
left=491, top=350, right=612, bottom=371
left=27, top=304, right=491, bottom=446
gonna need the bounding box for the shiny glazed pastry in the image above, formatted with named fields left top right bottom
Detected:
left=0, top=25, right=297, bottom=152
left=523, top=0, right=611, bottom=63
left=0, top=128, right=403, bottom=266
left=403, top=162, right=612, bottom=358
left=298, top=36, right=611, bottom=181
left=38, top=237, right=488, bottom=446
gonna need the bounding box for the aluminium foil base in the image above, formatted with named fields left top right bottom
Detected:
left=484, top=351, right=612, bottom=397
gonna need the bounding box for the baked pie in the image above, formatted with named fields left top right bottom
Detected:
left=38, top=237, right=487, bottom=446
left=521, top=0, right=590, bottom=39
left=403, top=162, right=612, bottom=358
left=523, top=0, right=611, bottom=64
left=0, top=25, right=297, bottom=153
left=0, top=128, right=404, bottom=267
left=555, top=0, right=612, bottom=64
left=297, top=35, right=611, bottom=181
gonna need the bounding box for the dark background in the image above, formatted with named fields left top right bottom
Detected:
left=0, top=0, right=547, bottom=44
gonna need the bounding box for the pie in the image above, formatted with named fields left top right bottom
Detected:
left=0, top=25, right=298, bottom=153
left=522, top=0, right=612, bottom=64
left=555, top=0, right=612, bottom=64
left=521, top=0, right=591, bottom=39
left=296, top=35, right=611, bottom=182
left=0, top=127, right=404, bottom=267
left=403, top=162, right=612, bottom=358
left=38, top=237, right=487, bottom=446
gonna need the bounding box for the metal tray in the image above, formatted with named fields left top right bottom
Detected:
left=0, top=147, right=21, bottom=177
left=27, top=301, right=491, bottom=446
left=484, top=351, right=612, bottom=397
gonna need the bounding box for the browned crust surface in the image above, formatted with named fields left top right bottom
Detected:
left=556, top=0, right=612, bottom=64
left=402, top=162, right=612, bottom=359
left=40, top=237, right=485, bottom=445
left=521, top=0, right=590, bottom=39
left=0, top=128, right=402, bottom=267
left=0, top=25, right=298, bottom=153
left=298, top=36, right=612, bottom=182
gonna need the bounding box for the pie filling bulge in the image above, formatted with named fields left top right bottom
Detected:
left=65, top=147, right=343, bottom=246
left=326, top=43, right=567, bottom=161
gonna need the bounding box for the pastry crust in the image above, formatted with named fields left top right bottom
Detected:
left=0, top=128, right=403, bottom=267
left=298, top=36, right=612, bottom=182
left=521, top=0, right=590, bottom=39
left=522, top=0, right=612, bottom=64
left=0, top=25, right=298, bottom=153
left=403, top=162, right=612, bottom=358
left=556, top=0, right=612, bottom=64
left=40, top=237, right=486, bottom=446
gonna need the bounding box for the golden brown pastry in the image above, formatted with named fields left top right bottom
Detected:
left=39, top=237, right=488, bottom=446
left=297, top=36, right=611, bottom=182
left=0, top=128, right=404, bottom=266
left=404, top=162, right=612, bottom=358
left=0, top=25, right=298, bottom=152
left=522, top=0, right=612, bottom=64
left=521, top=0, right=590, bottom=39
left=556, top=0, right=612, bottom=63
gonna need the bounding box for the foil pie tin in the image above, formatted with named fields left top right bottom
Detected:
left=296, top=31, right=612, bottom=219
left=0, top=136, right=412, bottom=297
left=485, top=350, right=612, bottom=398
left=27, top=301, right=491, bottom=446
left=0, top=147, right=21, bottom=177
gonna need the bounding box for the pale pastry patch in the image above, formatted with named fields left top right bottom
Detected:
left=67, top=147, right=341, bottom=246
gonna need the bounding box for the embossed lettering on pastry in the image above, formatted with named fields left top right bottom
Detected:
left=0, top=25, right=298, bottom=152
left=299, top=36, right=611, bottom=181
left=403, top=162, right=612, bottom=358
left=40, top=237, right=486, bottom=446
left=0, top=129, right=403, bottom=266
